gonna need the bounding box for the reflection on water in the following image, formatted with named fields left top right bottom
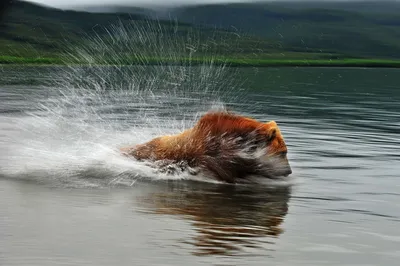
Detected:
left=137, top=181, right=291, bottom=256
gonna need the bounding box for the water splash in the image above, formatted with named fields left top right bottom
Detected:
left=0, top=19, right=259, bottom=187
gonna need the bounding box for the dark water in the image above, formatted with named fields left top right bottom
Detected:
left=1, top=66, right=400, bottom=265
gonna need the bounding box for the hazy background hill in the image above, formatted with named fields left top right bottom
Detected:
left=268, top=0, right=400, bottom=13
left=169, top=2, right=400, bottom=58
left=2, top=0, right=400, bottom=60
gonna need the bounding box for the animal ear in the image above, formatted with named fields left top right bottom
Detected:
left=263, top=121, right=277, bottom=141
left=265, top=120, right=277, bottom=127
left=267, top=127, right=277, bottom=142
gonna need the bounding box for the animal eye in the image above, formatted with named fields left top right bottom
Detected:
left=279, top=151, right=287, bottom=158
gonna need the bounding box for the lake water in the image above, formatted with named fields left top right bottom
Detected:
left=1, top=65, right=399, bottom=265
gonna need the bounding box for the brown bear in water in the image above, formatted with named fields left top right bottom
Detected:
left=120, top=111, right=292, bottom=183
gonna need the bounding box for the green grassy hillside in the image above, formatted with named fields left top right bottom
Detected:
left=0, top=1, right=147, bottom=58
left=0, top=1, right=296, bottom=64
left=171, top=2, right=400, bottom=59
left=84, top=1, right=400, bottom=59
left=2, top=0, right=400, bottom=67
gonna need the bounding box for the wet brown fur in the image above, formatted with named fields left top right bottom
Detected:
left=120, top=111, right=291, bottom=183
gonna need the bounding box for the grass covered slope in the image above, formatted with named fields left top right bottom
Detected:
left=1, top=0, right=400, bottom=67
left=2, top=55, right=400, bottom=68
left=0, top=1, right=146, bottom=58
left=172, top=2, right=400, bottom=59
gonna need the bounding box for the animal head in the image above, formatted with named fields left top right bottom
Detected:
left=231, top=119, right=292, bottom=179
left=195, top=112, right=292, bottom=181
left=255, top=120, right=292, bottom=178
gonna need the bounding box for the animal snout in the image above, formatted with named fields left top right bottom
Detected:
left=283, top=166, right=292, bottom=177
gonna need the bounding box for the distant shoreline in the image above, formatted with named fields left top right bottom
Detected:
left=1, top=56, right=400, bottom=68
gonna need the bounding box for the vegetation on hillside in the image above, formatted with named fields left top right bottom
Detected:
left=172, top=2, right=400, bottom=59
left=1, top=0, right=400, bottom=67
left=2, top=55, right=400, bottom=69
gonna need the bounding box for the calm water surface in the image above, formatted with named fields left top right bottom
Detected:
left=1, top=66, right=399, bottom=265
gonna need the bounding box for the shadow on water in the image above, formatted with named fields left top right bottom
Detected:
left=136, top=181, right=291, bottom=256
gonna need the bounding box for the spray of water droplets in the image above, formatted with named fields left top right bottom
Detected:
left=0, top=19, right=259, bottom=187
